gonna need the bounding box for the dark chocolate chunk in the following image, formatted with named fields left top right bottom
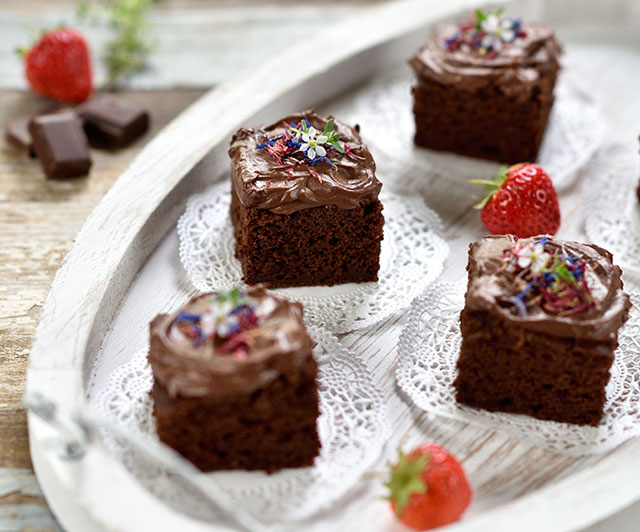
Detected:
left=6, top=117, right=35, bottom=157
left=6, top=105, right=76, bottom=158
left=29, top=112, right=92, bottom=179
left=77, top=95, right=149, bottom=148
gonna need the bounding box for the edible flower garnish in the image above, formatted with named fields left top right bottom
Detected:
left=174, top=288, right=259, bottom=357
left=290, top=117, right=345, bottom=160
left=445, top=9, right=527, bottom=58
left=499, top=237, right=597, bottom=317
left=256, top=116, right=356, bottom=179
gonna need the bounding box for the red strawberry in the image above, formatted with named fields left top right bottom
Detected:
left=386, top=444, right=472, bottom=530
left=22, top=28, right=92, bottom=103
left=471, top=163, right=561, bottom=237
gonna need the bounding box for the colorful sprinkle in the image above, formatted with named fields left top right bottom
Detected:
left=174, top=288, right=260, bottom=355
left=500, top=238, right=598, bottom=317
left=256, top=116, right=349, bottom=176
left=445, top=9, right=526, bottom=58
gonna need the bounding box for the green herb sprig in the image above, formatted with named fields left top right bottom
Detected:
left=77, top=0, right=158, bottom=87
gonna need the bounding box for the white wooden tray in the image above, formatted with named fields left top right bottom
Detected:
left=26, top=0, right=640, bottom=531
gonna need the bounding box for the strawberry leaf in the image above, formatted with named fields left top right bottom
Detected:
left=385, top=449, right=429, bottom=517
left=469, top=165, right=512, bottom=210
left=468, top=179, right=500, bottom=187
left=472, top=191, right=495, bottom=210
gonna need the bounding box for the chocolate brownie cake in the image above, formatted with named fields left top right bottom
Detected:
left=410, top=10, right=562, bottom=163
left=149, top=286, right=320, bottom=472
left=229, top=110, right=384, bottom=288
left=454, top=235, right=630, bottom=426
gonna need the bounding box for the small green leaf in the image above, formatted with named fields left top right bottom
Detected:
left=385, top=450, right=429, bottom=517
left=469, top=165, right=511, bottom=210
left=473, top=192, right=494, bottom=210
left=322, top=118, right=335, bottom=136
left=468, top=179, right=500, bottom=187
left=555, top=263, right=574, bottom=282
left=330, top=141, right=345, bottom=154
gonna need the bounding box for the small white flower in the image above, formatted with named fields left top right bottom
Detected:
left=481, top=35, right=494, bottom=48
left=481, top=34, right=503, bottom=53
left=517, top=252, right=532, bottom=269
left=301, top=127, right=317, bottom=143
left=530, top=251, right=551, bottom=275
left=200, top=312, right=217, bottom=336
left=299, top=126, right=330, bottom=160
left=217, top=300, right=233, bottom=316
left=501, top=29, right=515, bottom=42
left=482, top=14, right=500, bottom=33
left=501, top=18, right=514, bottom=29
left=517, top=243, right=550, bottom=274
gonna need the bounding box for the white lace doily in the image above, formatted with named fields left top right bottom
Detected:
left=396, top=280, right=640, bottom=455
left=177, top=183, right=448, bottom=333
left=330, top=65, right=605, bottom=192
left=583, top=142, right=640, bottom=286
left=91, top=326, right=389, bottom=527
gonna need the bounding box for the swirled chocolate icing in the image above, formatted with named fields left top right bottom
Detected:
left=149, top=286, right=313, bottom=398
left=466, top=235, right=630, bottom=342
left=228, top=110, right=381, bottom=214
left=410, top=21, right=561, bottom=99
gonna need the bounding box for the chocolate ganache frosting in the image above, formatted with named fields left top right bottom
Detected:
left=149, top=286, right=313, bottom=398
left=410, top=19, right=561, bottom=98
left=228, top=110, right=381, bottom=214
left=466, top=235, right=630, bottom=342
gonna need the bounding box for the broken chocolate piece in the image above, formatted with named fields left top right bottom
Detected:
left=6, top=105, right=76, bottom=158
left=6, top=117, right=35, bottom=157
left=77, top=95, right=149, bottom=147
left=29, top=112, right=92, bottom=179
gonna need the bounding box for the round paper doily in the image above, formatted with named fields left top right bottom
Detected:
left=91, top=326, right=389, bottom=526
left=583, top=142, right=640, bottom=287
left=178, top=182, right=448, bottom=333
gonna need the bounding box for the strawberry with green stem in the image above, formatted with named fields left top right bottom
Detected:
left=470, top=163, right=561, bottom=238
left=386, top=443, right=472, bottom=530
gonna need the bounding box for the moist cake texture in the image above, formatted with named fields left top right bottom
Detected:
left=229, top=110, right=384, bottom=288
left=410, top=10, right=562, bottom=163
left=454, top=235, right=630, bottom=426
left=149, top=286, right=320, bottom=472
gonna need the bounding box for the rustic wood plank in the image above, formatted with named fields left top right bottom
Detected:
left=0, top=88, right=204, bottom=530
left=0, top=468, right=61, bottom=531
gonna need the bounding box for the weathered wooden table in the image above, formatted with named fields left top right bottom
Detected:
left=0, top=88, right=204, bottom=531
